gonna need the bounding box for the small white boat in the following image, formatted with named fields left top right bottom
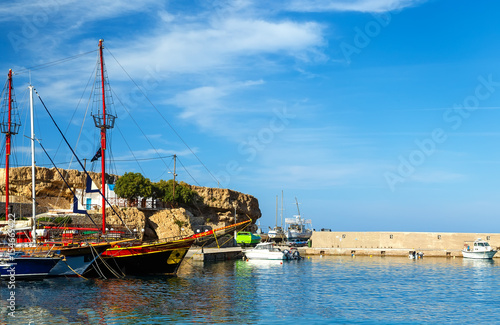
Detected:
left=268, top=226, right=286, bottom=242
left=408, top=251, right=424, bottom=259
left=462, top=239, right=497, bottom=259
left=243, top=242, right=300, bottom=260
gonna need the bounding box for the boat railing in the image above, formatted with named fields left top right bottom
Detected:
left=149, top=234, right=193, bottom=244
left=40, top=224, right=138, bottom=243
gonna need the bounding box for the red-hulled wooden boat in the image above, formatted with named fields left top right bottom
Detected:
left=85, top=219, right=251, bottom=277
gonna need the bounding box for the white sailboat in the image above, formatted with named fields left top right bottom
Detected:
left=0, top=72, right=61, bottom=279
left=268, top=193, right=285, bottom=242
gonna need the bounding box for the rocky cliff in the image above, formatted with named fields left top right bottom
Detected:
left=0, top=167, right=261, bottom=240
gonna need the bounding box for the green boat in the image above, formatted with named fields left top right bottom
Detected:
left=236, top=231, right=262, bottom=247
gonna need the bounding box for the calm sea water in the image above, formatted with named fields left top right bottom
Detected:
left=1, top=255, right=500, bottom=324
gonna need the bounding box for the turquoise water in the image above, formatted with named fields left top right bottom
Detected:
left=1, top=256, right=499, bottom=324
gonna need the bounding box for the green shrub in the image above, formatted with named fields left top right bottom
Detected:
left=153, top=179, right=196, bottom=205
left=114, top=172, right=152, bottom=200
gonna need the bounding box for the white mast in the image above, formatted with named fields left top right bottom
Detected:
left=275, top=195, right=278, bottom=228
left=280, top=190, right=283, bottom=229
left=29, top=84, right=36, bottom=243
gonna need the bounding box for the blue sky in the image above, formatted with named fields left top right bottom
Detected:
left=1, top=0, right=500, bottom=233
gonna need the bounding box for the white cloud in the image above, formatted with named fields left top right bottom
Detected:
left=167, top=80, right=265, bottom=131
left=115, top=18, right=325, bottom=76
left=286, top=0, right=426, bottom=13
left=3, top=1, right=329, bottom=150
left=0, top=0, right=158, bottom=24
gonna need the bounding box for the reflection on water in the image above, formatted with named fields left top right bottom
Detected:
left=2, top=256, right=500, bottom=324
left=461, top=258, right=495, bottom=267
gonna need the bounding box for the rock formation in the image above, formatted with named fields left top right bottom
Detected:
left=0, top=167, right=261, bottom=240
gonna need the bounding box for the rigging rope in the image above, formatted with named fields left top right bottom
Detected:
left=34, top=88, right=133, bottom=236
left=36, top=139, right=101, bottom=231
left=114, top=124, right=147, bottom=175
left=105, top=48, right=221, bottom=187
left=13, top=50, right=97, bottom=75
left=110, top=87, right=174, bottom=176
left=176, top=156, right=201, bottom=186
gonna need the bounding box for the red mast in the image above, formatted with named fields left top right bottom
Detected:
left=92, top=39, right=115, bottom=235
left=1, top=70, right=20, bottom=221
left=5, top=70, right=12, bottom=221
left=99, top=40, right=106, bottom=234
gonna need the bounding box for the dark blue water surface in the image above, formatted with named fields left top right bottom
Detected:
left=1, top=256, right=500, bottom=324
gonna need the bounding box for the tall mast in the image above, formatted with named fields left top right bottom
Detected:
left=280, top=190, right=283, bottom=229
left=5, top=70, right=12, bottom=221
left=30, top=84, right=36, bottom=242
left=99, top=39, right=106, bottom=234
left=295, top=197, right=300, bottom=216
left=92, top=39, right=115, bottom=234
left=1, top=70, right=20, bottom=221
left=275, top=195, right=278, bottom=228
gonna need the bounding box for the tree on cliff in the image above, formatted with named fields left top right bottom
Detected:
left=154, top=179, right=195, bottom=205
left=114, top=172, right=152, bottom=202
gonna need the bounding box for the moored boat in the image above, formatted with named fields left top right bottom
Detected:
left=48, top=242, right=114, bottom=276
left=462, top=238, right=497, bottom=259
left=86, top=219, right=252, bottom=277
left=268, top=226, right=286, bottom=242
left=268, top=193, right=286, bottom=242
left=0, top=70, right=65, bottom=280
left=285, top=198, right=312, bottom=241
left=236, top=231, right=261, bottom=247
left=243, top=242, right=301, bottom=260
left=0, top=251, right=60, bottom=279
left=87, top=237, right=195, bottom=277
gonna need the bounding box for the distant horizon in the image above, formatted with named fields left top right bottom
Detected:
left=1, top=1, right=500, bottom=233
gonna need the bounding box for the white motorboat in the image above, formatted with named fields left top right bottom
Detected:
left=462, top=238, right=497, bottom=259
left=243, top=242, right=300, bottom=260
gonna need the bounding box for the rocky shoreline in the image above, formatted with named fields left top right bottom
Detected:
left=0, top=167, right=261, bottom=240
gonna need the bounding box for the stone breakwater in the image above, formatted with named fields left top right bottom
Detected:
left=308, top=231, right=500, bottom=257
left=0, top=167, right=261, bottom=240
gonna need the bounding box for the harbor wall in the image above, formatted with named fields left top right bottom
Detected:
left=307, top=231, right=500, bottom=257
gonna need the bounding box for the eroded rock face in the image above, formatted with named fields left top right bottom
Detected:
left=148, top=208, right=195, bottom=240
left=188, top=185, right=262, bottom=226
left=0, top=167, right=262, bottom=240
left=105, top=207, right=147, bottom=239
left=0, top=166, right=103, bottom=200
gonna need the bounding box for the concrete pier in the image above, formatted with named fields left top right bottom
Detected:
left=186, top=247, right=243, bottom=262
left=308, top=231, right=500, bottom=257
